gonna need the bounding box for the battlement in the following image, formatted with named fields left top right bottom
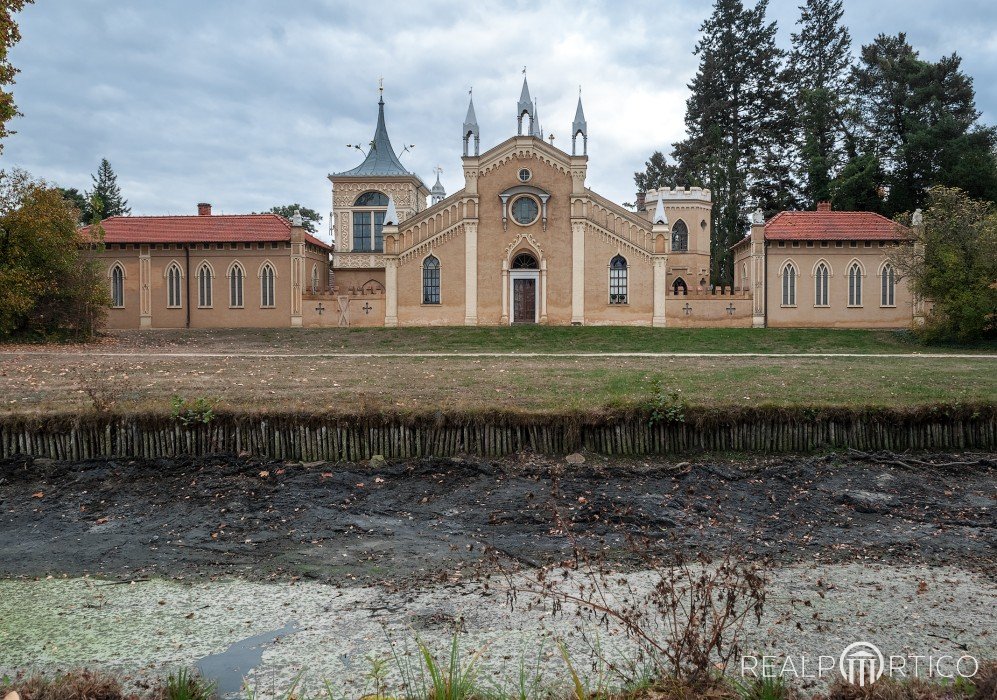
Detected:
left=646, top=186, right=712, bottom=203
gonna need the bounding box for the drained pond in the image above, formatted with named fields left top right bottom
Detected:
left=1, top=451, right=994, bottom=696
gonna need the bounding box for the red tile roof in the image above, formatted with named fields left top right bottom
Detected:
left=764, top=210, right=909, bottom=241
left=82, top=214, right=333, bottom=250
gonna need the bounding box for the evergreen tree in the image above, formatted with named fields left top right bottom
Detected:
left=672, top=0, right=790, bottom=285
left=830, top=152, right=883, bottom=212
left=850, top=34, right=997, bottom=215
left=85, top=158, right=130, bottom=220
left=788, top=0, right=852, bottom=207
left=632, top=151, right=680, bottom=209
left=56, top=186, right=87, bottom=223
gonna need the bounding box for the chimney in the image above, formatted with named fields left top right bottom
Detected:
left=817, top=201, right=831, bottom=212
left=197, top=202, right=212, bottom=216
left=636, top=192, right=646, bottom=212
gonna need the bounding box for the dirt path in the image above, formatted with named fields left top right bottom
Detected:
left=1, top=452, right=993, bottom=584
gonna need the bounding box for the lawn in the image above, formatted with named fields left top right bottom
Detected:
left=1, top=349, right=994, bottom=416
left=4, top=326, right=995, bottom=356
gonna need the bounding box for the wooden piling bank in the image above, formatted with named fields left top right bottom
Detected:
left=1, top=405, right=994, bottom=461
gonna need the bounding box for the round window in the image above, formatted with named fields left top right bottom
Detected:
left=518, top=168, right=532, bottom=182
left=511, top=196, right=539, bottom=225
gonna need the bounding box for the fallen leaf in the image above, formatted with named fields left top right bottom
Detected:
left=32, top=491, right=44, bottom=499
left=259, top=470, right=270, bottom=478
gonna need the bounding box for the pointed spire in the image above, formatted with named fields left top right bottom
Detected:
left=383, top=195, right=398, bottom=226
left=462, top=89, right=479, bottom=156
left=517, top=72, right=535, bottom=136
left=572, top=87, right=588, bottom=156
left=431, top=166, right=446, bottom=204
left=653, top=196, right=668, bottom=226
left=333, top=89, right=411, bottom=177
left=531, top=98, right=542, bottom=138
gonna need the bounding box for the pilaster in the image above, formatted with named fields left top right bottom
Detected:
left=464, top=220, right=478, bottom=325
left=384, top=257, right=399, bottom=327
left=652, top=255, right=667, bottom=327
left=139, top=245, right=152, bottom=328
left=750, top=211, right=766, bottom=328
left=571, top=219, right=586, bottom=325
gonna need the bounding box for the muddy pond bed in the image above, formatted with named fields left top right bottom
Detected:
left=0, top=450, right=994, bottom=696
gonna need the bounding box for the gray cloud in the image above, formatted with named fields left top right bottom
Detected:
left=2, top=0, right=994, bottom=241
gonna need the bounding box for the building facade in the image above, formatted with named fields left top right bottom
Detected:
left=87, top=205, right=333, bottom=329
left=85, top=79, right=920, bottom=330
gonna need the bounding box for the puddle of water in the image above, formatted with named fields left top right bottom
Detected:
left=196, top=621, right=300, bottom=697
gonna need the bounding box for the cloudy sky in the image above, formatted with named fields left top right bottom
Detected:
left=2, top=0, right=995, bottom=241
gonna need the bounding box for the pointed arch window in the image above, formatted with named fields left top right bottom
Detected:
left=166, top=262, right=183, bottom=308
left=781, top=262, right=797, bottom=307
left=671, top=220, right=689, bottom=252
left=229, top=263, right=245, bottom=308
left=422, top=255, right=440, bottom=304
left=848, top=263, right=863, bottom=306
left=609, top=255, right=628, bottom=304
left=881, top=264, right=895, bottom=307
left=110, top=264, right=124, bottom=308
left=311, top=263, right=320, bottom=293
left=260, top=263, right=276, bottom=308
left=196, top=263, right=213, bottom=308
left=814, top=262, right=829, bottom=307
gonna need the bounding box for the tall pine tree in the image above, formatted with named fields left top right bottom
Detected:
left=672, top=0, right=789, bottom=285
left=85, top=158, right=130, bottom=220
left=849, top=34, right=997, bottom=215
left=788, top=0, right=852, bottom=207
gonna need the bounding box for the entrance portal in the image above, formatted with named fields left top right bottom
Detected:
left=513, top=278, right=537, bottom=324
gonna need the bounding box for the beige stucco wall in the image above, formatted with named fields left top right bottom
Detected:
left=764, top=241, right=914, bottom=328
left=93, top=239, right=331, bottom=329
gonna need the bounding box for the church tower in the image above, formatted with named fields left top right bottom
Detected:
left=462, top=92, right=479, bottom=156
left=430, top=168, right=446, bottom=205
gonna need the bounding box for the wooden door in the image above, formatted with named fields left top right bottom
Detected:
left=513, top=278, right=536, bottom=323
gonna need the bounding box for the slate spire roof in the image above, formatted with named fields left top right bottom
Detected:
left=572, top=94, right=587, bottom=135
left=333, top=95, right=412, bottom=177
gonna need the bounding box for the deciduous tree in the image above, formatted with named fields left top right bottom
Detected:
left=0, top=0, right=32, bottom=154
left=892, top=187, right=997, bottom=343
left=0, top=170, right=107, bottom=339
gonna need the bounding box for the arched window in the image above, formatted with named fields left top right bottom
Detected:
left=609, top=255, right=628, bottom=304
left=422, top=255, right=440, bottom=304
left=671, top=220, right=689, bottom=252
left=354, top=191, right=389, bottom=207
left=311, top=264, right=319, bottom=293
left=848, top=263, right=863, bottom=306
left=881, top=264, right=895, bottom=307
left=229, top=262, right=244, bottom=308
left=814, top=262, right=829, bottom=307
left=260, top=263, right=276, bottom=308
left=781, top=262, right=797, bottom=306
left=110, top=264, right=124, bottom=308
left=512, top=252, right=538, bottom=269
left=166, top=262, right=182, bottom=308
left=196, top=263, right=213, bottom=308
left=353, top=191, right=388, bottom=252
left=672, top=277, right=688, bottom=296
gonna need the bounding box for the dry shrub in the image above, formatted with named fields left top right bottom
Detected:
left=71, top=364, right=133, bottom=414
left=0, top=669, right=133, bottom=700
left=490, top=497, right=767, bottom=693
